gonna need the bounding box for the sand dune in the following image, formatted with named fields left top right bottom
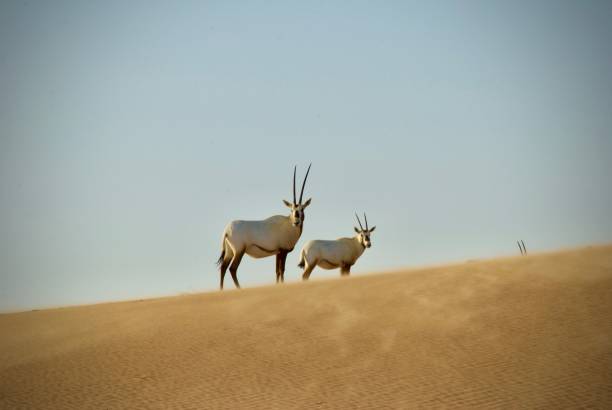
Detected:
left=1, top=246, right=612, bottom=409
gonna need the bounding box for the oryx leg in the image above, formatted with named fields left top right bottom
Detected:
left=302, top=260, right=317, bottom=281
left=275, top=253, right=282, bottom=283
left=220, top=259, right=230, bottom=290
left=277, top=250, right=288, bottom=283
left=340, top=264, right=351, bottom=276
left=219, top=246, right=234, bottom=290
left=229, top=249, right=245, bottom=289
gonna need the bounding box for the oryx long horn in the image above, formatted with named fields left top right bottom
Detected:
left=298, top=163, right=312, bottom=204
left=517, top=241, right=523, bottom=255
left=355, top=212, right=364, bottom=231
left=293, top=165, right=297, bottom=205
left=521, top=240, right=527, bottom=254
left=364, top=213, right=369, bottom=230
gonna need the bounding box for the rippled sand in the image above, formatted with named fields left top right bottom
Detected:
left=1, top=245, right=611, bottom=409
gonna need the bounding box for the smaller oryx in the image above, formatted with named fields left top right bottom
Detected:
left=298, top=213, right=375, bottom=280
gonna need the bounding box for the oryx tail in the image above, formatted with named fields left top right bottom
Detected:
left=217, top=233, right=228, bottom=266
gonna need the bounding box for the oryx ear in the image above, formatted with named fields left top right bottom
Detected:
left=302, top=198, right=312, bottom=208
left=283, top=200, right=293, bottom=207
left=354, top=226, right=360, bottom=233
left=369, top=226, right=376, bottom=232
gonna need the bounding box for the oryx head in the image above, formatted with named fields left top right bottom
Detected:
left=354, top=212, right=376, bottom=248
left=283, top=164, right=312, bottom=227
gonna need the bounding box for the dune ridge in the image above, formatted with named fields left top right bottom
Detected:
left=1, top=245, right=611, bottom=409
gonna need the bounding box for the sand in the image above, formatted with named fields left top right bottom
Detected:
left=1, top=245, right=611, bottom=409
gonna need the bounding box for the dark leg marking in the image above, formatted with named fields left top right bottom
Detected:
left=302, top=260, right=317, bottom=280
left=220, top=258, right=231, bottom=290
left=341, top=264, right=351, bottom=276
left=279, top=250, right=288, bottom=283
left=229, top=250, right=245, bottom=289
left=275, top=253, right=281, bottom=283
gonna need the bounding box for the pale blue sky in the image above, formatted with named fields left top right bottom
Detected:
left=1, top=1, right=611, bottom=311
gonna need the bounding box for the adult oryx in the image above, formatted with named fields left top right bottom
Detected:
left=217, top=164, right=312, bottom=289
left=298, top=213, right=375, bottom=280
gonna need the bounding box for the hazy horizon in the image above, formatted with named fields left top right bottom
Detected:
left=2, top=1, right=612, bottom=311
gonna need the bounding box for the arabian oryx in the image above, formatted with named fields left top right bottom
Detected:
left=217, top=165, right=312, bottom=289
left=298, top=213, right=375, bottom=280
